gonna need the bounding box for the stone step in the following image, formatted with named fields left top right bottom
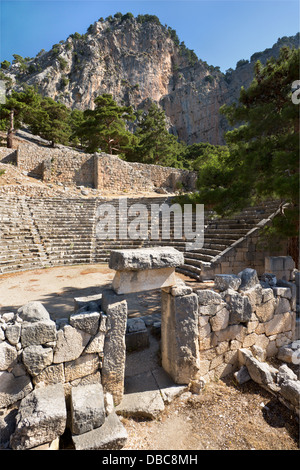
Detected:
left=185, top=247, right=221, bottom=257
left=179, top=263, right=202, bottom=275
left=0, top=260, right=45, bottom=272
left=185, top=253, right=213, bottom=264
left=175, top=266, right=200, bottom=280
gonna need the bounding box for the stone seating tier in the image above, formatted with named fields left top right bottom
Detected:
left=0, top=196, right=282, bottom=278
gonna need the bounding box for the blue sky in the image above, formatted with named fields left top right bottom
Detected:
left=0, top=0, right=299, bottom=71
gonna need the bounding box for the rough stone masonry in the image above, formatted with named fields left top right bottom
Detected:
left=0, top=247, right=299, bottom=449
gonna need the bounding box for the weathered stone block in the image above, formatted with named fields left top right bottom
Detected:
left=0, top=341, right=18, bottom=370
left=10, top=384, right=67, bottom=450
left=277, top=364, right=298, bottom=384
left=274, top=297, right=291, bottom=315
left=272, top=287, right=292, bottom=299
left=70, top=309, right=101, bottom=336
left=255, top=298, right=276, bottom=322
left=17, top=301, right=50, bottom=322
left=265, top=312, right=293, bottom=336
left=210, top=307, right=230, bottom=332
left=279, top=379, right=300, bottom=408
left=101, top=292, right=127, bottom=405
left=199, top=302, right=226, bottom=316
left=71, top=383, right=106, bottom=435
left=125, top=318, right=149, bottom=351
left=116, top=370, right=165, bottom=419
left=33, top=363, right=65, bottom=387
left=238, top=268, right=260, bottom=291
left=262, top=287, right=275, bottom=302
left=20, top=320, right=57, bottom=348
left=53, top=325, right=91, bottom=363
left=161, top=292, right=200, bottom=384
left=215, top=324, right=246, bottom=343
left=109, top=247, right=184, bottom=271
left=84, top=314, right=107, bottom=354
left=196, top=289, right=223, bottom=306
left=242, top=351, right=277, bottom=386
left=22, top=345, right=53, bottom=377
left=214, top=274, right=241, bottom=292
left=223, top=290, right=252, bottom=324
left=244, top=284, right=263, bottom=308
left=234, top=365, right=251, bottom=384
left=5, top=323, right=21, bottom=346
left=73, top=294, right=102, bottom=312
left=265, top=256, right=284, bottom=272
left=64, top=354, right=100, bottom=382
left=71, top=411, right=127, bottom=450
left=277, top=342, right=299, bottom=363
left=170, top=281, right=193, bottom=297
left=0, top=371, right=33, bottom=408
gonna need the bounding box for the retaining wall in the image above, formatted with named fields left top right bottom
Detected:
left=0, top=138, right=197, bottom=192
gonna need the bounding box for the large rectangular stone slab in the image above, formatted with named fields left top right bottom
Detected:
left=71, top=411, right=127, bottom=450
left=161, top=292, right=200, bottom=384
left=101, top=290, right=127, bottom=405
left=112, top=266, right=177, bottom=294
left=109, top=247, right=184, bottom=271
left=115, top=371, right=165, bottom=419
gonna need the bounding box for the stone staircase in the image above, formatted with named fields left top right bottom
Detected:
left=176, top=201, right=281, bottom=280
left=0, top=195, right=281, bottom=278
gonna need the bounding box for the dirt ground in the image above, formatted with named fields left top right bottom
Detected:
left=121, top=371, right=299, bottom=451
left=0, top=265, right=299, bottom=451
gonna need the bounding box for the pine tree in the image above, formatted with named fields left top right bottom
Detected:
left=75, top=94, right=136, bottom=156
left=28, top=97, right=71, bottom=147
left=196, top=47, right=300, bottom=262
left=132, top=103, right=184, bottom=166
left=0, top=86, right=41, bottom=147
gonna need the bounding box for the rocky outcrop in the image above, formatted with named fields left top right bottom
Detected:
left=3, top=15, right=299, bottom=145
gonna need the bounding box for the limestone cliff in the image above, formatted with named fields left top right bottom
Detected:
left=3, top=15, right=299, bottom=145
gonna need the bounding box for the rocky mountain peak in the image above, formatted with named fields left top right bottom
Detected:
left=1, top=14, right=299, bottom=145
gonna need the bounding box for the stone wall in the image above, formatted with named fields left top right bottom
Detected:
left=129, top=161, right=197, bottom=191
left=196, top=269, right=296, bottom=383
left=0, top=293, right=128, bottom=450
left=43, top=151, right=95, bottom=187
left=94, top=153, right=153, bottom=192
left=1, top=137, right=197, bottom=193
left=161, top=268, right=297, bottom=388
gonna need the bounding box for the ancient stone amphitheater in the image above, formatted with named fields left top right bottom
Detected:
left=0, top=194, right=284, bottom=280
left=1, top=138, right=299, bottom=451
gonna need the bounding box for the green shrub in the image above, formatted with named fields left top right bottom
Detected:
left=136, top=14, right=161, bottom=25
left=58, top=57, right=68, bottom=70
left=204, top=75, right=214, bottom=83
left=236, top=59, right=249, bottom=68
left=1, top=60, right=10, bottom=70
left=121, top=12, right=134, bottom=22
